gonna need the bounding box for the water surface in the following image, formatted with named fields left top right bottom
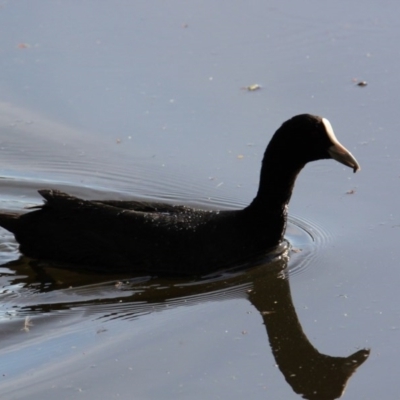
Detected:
left=0, top=1, right=399, bottom=399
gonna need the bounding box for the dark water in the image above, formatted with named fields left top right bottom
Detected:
left=0, top=1, right=399, bottom=398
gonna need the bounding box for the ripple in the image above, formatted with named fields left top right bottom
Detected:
left=0, top=179, right=334, bottom=322
left=286, top=215, right=333, bottom=278
left=0, top=180, right=333, bottom=279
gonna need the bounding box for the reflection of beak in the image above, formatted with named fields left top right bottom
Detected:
left=328, top=142, right=360, bottom=173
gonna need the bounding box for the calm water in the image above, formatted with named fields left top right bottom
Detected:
left=0, top=1, right=399, bottom=399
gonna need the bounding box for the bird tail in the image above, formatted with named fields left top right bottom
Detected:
left=0, top=212, right=22, bottom=234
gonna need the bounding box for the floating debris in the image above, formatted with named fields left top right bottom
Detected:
left=261, top=310, right=276, bottom=315
left=17, top=43, right=30, bottom=49
left=242, top=84, right=261, bottom=91
left=352, top=78, right=367, bottom=87
left=21, top=316, right=33, bottom=332
left=237, top=154, right=244, bottom=159
left=346, top=189, right=356, bottom=195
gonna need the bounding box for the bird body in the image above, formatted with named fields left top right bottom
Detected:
left=0, top=114, right=360, bottom=275
left=0, top=191, right=284, bottom=274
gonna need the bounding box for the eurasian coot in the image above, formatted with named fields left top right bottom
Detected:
left=0, top=114, right=360, bottom=275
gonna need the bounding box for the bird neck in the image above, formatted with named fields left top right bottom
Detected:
left=249, top=156, right=304, bottom=213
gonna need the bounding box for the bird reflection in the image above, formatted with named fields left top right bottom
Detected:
left=248, top=266, right=369, bottom=400
left=0, top=251, right=369, bottom=399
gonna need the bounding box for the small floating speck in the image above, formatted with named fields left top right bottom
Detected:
left=346, top=189, right=356, bottom=195
left=242, top=84, right=261, bottom=91
left=237, top=154, right=244, bottom=159
left=357, top=81, right=368, bottom=87
left=261, top=310, right=275, bottom=315
left=21, top=316, right=33, bottom=332
left=17, top=43, right=30, bottom=49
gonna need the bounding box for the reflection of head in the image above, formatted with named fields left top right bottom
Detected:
left=249, top=264, right=369, bottom=400
left=282, top=348, right=370, bottom=400
left=2, top=250, right=369, bottom=399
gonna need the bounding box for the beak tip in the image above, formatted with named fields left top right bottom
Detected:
left=328, top=144, right=360, bottom=174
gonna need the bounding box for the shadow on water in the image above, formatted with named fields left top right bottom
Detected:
left=0, top=246, right=369, bottom=399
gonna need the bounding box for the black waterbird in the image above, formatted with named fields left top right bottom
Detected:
left=0, top=114, right=360, bottom=274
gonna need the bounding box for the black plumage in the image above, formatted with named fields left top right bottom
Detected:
left=0, top=114, right=360, bottom=275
